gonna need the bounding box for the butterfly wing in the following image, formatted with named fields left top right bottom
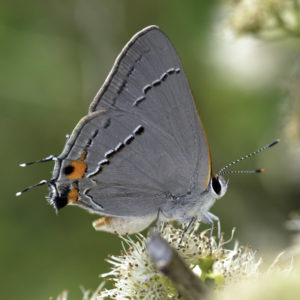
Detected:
left=51, top=26, right=211, bottom=218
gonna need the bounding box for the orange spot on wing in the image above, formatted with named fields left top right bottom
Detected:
left=67, top=188, right=79, bottom=203
left=67, top=161, right=87, bottom=180
left=80, top=150, right=87, bottom=161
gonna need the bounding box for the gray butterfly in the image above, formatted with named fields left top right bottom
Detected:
left=18, top=25, right=278, bottom=238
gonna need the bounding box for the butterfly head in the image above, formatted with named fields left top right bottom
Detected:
left=47, top=181, right=70, bottom=211
left=211, top=139, right=280, bottom=200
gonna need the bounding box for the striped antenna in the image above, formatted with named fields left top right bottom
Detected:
left=16, top=180, right=48, bottom=197
left=220, top=168, right=264, bottom=175
left=19, top=155, right=57, bottom=167
left=218, top=139, right=280, bottom=176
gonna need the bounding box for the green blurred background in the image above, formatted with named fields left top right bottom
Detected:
left=1, top=0, right=299, bottom=299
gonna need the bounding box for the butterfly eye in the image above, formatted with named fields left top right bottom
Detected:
left=212, top=176, right=221, bottom=195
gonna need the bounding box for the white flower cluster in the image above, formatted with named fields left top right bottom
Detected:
left=54, top=219, right=298, bottom=300
left=95, top=222, right=261, bottom=299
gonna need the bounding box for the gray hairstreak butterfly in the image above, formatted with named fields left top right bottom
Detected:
left=17, top=25, right=279, bottom=238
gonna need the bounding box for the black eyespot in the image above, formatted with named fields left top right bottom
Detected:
left=64, top=165, right=74, bottom=175
left=212, top=177, right=221, bottom=195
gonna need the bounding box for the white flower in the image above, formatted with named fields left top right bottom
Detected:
left=53, top=220, right=296, bottom=299
left=97, top=222, right=261, bottom=299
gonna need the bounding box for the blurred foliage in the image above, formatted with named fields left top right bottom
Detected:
left=0, top=0, right=299, bottom=299
left=226, top=0, right=300, bottom=38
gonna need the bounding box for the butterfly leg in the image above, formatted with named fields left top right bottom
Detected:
left=202, top=212, right=215, bottom=239
left=201, top=212, right=215, bottom=254
left=154, top=208, right=164, bottom=232
left=207, top=212, right=221, bottom=240
left=177, top=216, right=196, bottom=251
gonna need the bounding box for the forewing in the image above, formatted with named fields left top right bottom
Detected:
left=89, top=25, right=211, bottom=191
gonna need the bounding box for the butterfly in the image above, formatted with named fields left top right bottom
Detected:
left=17, top=25, right=279, bottom=240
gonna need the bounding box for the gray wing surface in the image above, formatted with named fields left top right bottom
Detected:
left=59, top=26, right=211, bottom=217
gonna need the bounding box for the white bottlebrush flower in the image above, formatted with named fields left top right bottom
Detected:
left=53, top=221, right=296, bottom=300
left=96, top=222, right=261, bottom=299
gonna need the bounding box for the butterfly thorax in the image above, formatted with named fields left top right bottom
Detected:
left=160, top=175, right=228, bottom=224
